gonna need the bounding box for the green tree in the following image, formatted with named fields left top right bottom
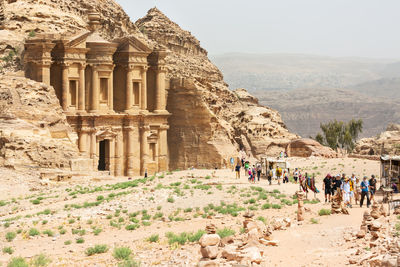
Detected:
left=315, top=119, right=363, bottom=152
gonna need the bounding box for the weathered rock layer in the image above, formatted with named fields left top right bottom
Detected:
left=136, top=8, right=297, bottom=169
left=0, top=74, right=80, bottom=169
left=353, top=123, right=400, bottom=156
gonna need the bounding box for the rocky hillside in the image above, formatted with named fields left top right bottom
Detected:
left=0, top=1, right=298, bottom=171
left=353, top=124, right=400, bottom=156
left=0, top=74, right=81, bottom=170
left=136, top=8, right=297, bottom=169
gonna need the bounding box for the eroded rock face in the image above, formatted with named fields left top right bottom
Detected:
left=136, top=8, right=297, bottom=169
left=0, top=2, right=298, bottom=171
left=286, top=138, right=337, bottom=158
left=353, top=123, right=400, bottom=156
left=0, top=74, right=80, bottom=169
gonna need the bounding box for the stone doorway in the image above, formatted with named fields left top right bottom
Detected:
left=98, top=139, right=110, bottom=171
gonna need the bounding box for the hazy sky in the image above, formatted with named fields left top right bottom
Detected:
left=116, top=0, right=400, bottom=59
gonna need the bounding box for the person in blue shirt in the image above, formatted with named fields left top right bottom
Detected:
left=360, top=176, right=371, bottom=208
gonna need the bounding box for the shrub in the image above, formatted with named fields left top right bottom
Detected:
left=29, top=228, right=40, bottom=236
left=64, top=240, right=72, bottom=245
left=318, top=209, right=331, bottom=216
left=310, top=218, right=319, bottom=224
left=93, top=228, right=102, bottom=236
left=395, top=223, right=400, bottom=231
left=5, top=232, right=16, bottom=242
left=59, top=228, right=66, bottom=235
left=76, top=238, right=84, bottom=244
left=31, top=199, right=41, bottom=205
left=167, top=197, right=174, bottom=203
left=85, top=244, right=108, bottom=256
left=217, top=228, right=235, bottom=238
left=262, top=203, right=271, bottom=210
left=41, top=220, right=48, bottom=225
left=271, top=204, right=282, bottom=209
left=7, top=257, right=28, bottom=267
left=68, top=219, right=75, bottom=224
left=42, top=230, right=54, bottom=237
left=147, top=234, right=159, bottom=243
left=2, top=246, right=14, bottom=254
left=4, top=222, right=10, bottom=228
left=184, top=208, right=193, bottom=213
left=31, top=254, right=51, bottom=266
left=125, top=224, right=139, bottom=231
left=187, top=230, right=205, bottom=242
left=113, top=247, right=132, bottom=260
left=96, top=195, right=104, bottom=201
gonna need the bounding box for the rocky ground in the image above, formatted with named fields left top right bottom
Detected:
left=1, top=157, right=395, bottom=267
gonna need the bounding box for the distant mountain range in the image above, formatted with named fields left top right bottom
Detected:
left=211, top=53, right=400, bottom=138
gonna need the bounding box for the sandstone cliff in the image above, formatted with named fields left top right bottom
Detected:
left=353, top=124, right=400, bottom=156
left=136, top=8, right=297, bottom=169
left=0, top=1, right=298, bottom=171
left=0, top=74, right=80, bottom=169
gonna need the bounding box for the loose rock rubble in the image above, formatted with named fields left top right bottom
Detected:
left=349, top=203, right=400, bottom=266
left=197, top=213, right=289, bottom=266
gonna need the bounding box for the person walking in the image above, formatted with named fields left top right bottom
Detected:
left=277, top=166, right=282, bottom=185
left=360, top=176, right=371, bottom=208
left=252, top=165, right=256, bottom=183
left=369, top=175, right=377, bottom=203
left=293, top=168, right=299, bottom=183
left=323, top=174, right=332, bottom=203
left=268, top=167, right=272, bottom=185
left=235, top=163, right=241, bottom=179
left=256, top=164, right=262, bottom=182
left=354, top=177, right=361, bottom=205
left=341, top=178, right=352, bottom=208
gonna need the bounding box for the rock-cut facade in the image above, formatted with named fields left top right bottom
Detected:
left=23, top=13, right=169, bottom=176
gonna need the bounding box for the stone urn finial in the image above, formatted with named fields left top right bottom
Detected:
left=88, top=12, right=101, bottom=32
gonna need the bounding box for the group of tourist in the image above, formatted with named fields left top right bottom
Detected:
left=235, top=160, right=262, bottom=183
left=322, top=173, right=377, bottom=208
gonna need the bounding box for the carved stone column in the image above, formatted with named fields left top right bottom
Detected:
left=155, top=67, right=166, bottom=112
left=114, top=131, right=123, bottom=176
left=78, top=63, right=86, bottom=112
left=140, top=66, right=148, bottom=110
left=126, top=126, right=135, bottom=177
left=125, top=65, right=133, bottom=112
left=158, top=125, right=169, bottom=172
left=37, top=61, right=52, bottom=85
left=90, top=130, right=97, bottom=169
left=61, top=63, right=69, bottom=111
left=90, top=65, right=99, bottom=112
left=140, top=125, right=150, bottom=176
left=78, top=130, right=88, bottom=153
left=108, top=66, right=114, bottom=111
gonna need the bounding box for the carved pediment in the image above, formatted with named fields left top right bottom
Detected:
left=115, top=36, right=152, bottom=55
left=67, top=31, right=91, bottom=48
left=96, top=129, right=117, bottom=141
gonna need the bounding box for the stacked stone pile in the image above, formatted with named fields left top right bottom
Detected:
left=349, top=205, right=400, bottom=266
left=297, top=191, right=305, bottom=221
left=197, top=213, right=289, bottom=266
left=199, top=224, right=220, bottom=261
left=331, top=192, right=349, bottom=214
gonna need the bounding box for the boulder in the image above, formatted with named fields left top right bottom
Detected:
left=197, top=260, right=220, bottom=267
left=199, top=234, right=220, bottom=247
left=200, top=245, right=219, bottom=259
left=241, top=246, right=262, bottom=264
left=286, top=138, right=337, bottom=158
left=356, top=230, right=366, bottom=238
left=221, top=245, right=241, bottom=261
